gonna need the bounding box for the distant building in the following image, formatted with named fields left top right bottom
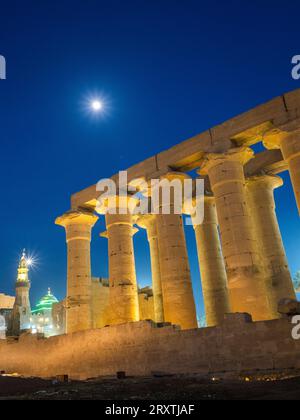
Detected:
left=10, top=250, right=31, bottom=335
left=2, top=249, right=67, bottom=339
left=30, top=288, right=60, bottom=337
left=0, top=294, right=15, bottom=339
left=52, top=299, right=66, bottom=335
left=0, top=293, right=15, bottom=309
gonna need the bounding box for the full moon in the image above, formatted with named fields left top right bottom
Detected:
left=91, top=100, right=103, bottom=112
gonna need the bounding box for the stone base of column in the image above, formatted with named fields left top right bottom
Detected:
left=109, top=284, right=140, bottom=325
left=202, top=287, right=231, bottom=327
left=227, top=268, right=270, bottom=321
left=67, top=304, right=92, bottom=334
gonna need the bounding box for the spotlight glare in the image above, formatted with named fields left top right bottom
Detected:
left=26, top=258, right=34, bottom=267
left=24, top=252, right=39, bottom=270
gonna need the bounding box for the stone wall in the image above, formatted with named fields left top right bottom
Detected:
left=0, top=293, right=15, bottom=310
left=91, top=278, right=155, bottom=328
left=52, top=300, right=66, bottom=335
left=138, top=290, right=155, bottom=321
left=91, top=278, right=110, bottom=328
left=0, top=314, right=299, bottom=380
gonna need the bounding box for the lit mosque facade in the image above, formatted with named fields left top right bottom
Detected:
left=30, top=288, right=60, bottom=337
left=0, top=250, right=65, bottom=338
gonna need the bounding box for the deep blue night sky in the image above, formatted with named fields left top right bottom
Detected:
left=0, top=0, right=300, bottom=318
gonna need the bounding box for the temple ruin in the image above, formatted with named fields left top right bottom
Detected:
left=57, top=87, right=300, bottom=334
left=1, top=88, right=300, bottom=379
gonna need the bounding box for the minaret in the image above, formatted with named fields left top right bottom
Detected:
left=10, top=250, right=32, bottom=335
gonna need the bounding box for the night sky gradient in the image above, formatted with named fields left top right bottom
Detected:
left=0, top=0, right=300, bottom=319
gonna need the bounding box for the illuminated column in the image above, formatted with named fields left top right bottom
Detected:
left=137, top=215, right=164, bottom=323
left=264, top=130, right=300, bottom=214
left=199, top=148, right=272, bottom=321
left=192, top=195, right=231, bottom=327
left=246, top=175, right=296, bottom=316
left=55, top=210, right=98, bottom=334
left=153, top=173, right=198, bottom=330
left=100, top=197, right=139, bottom=325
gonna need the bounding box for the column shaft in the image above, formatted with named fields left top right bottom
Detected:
left=193, top=197, right=231, bottom=326
left=156, top=213, right=197, bottom=329
left=150, top=173, right=197, bottom=329
left=137, top=215, right=164, bottom=323
left=56, top=211, right=98, bottom=334
left=247, top=175, right=296, bottom=316
left=105, top=212, right=139, bottom=324
left=200, top=148, right=273, bottom=321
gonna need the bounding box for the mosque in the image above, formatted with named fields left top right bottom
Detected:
left=0, top=250, right=64, bottom=338
left=30, top=288, right=60, bottom=337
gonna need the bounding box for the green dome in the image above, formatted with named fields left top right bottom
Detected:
left=32, top=288, right=59, bottom=314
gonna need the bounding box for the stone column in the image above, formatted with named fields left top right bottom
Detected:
left=137, top=215, right=164, bottom=323
left=55, top=210, right=98, bottom=334
left=153, top=173, right=198, bottom=330
left=192, top=195, right=231, bottom=327
left=100, top=197, right=140, bottom=325
left=264, top=130, right=300, bottom=214
left=246, top=175, right=296, bottom=316
left=199, top=148, right=273, bottom=321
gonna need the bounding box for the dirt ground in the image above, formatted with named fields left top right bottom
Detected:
left=1, top=373, right=300, bottom=400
